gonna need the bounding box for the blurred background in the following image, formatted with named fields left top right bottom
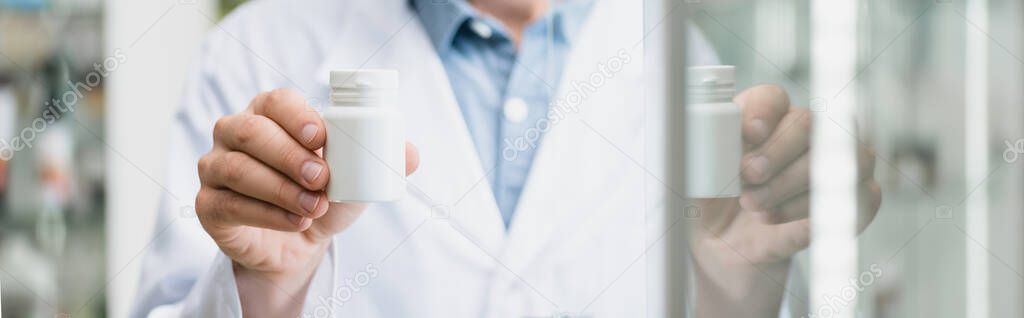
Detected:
left=0, top=0, right=232, bottom=316
left=0, top=0, right=1020, bottom=317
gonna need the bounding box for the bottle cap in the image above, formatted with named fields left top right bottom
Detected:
left=330, top=69, right=399, bottom=90
left=686, top=65, right=735, bottom=103
left=686, top=65, right=735, bottom=87
left=330, top=69, right=399, bottom=107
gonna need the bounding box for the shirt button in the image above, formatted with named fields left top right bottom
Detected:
left=503, top=98, right=529, bottom=123
left=469, top=20, right=493, bottom=39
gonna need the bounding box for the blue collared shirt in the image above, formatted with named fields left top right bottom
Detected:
left=411, top=0, right=593, bottom=228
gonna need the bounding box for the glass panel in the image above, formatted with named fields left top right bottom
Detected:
left=662, top=0, right=1024, bottom=317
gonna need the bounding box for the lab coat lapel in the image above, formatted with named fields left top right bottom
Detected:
left=315, top=0, right=507, bottom=265
left=501, top=0, right=645, bottom=274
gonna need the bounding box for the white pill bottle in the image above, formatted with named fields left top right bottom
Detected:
left=322, top=70, right=406, bottom=202
left=685, top=65, right=742, bottom=198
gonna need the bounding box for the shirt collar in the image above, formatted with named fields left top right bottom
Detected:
left=410, top=0, right=594, bottom=55
left=410, top=0, right=474, bottom=55
left=553, top=0, right=593, bottom=44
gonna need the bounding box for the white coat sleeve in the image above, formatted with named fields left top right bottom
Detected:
left=128, top=35, right=246, bottom=315
left=171, top=245, right=339, bottom=318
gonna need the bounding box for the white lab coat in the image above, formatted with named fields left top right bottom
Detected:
left=132, top=0, right=734, bottom=317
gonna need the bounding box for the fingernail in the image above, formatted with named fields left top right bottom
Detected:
left=301, top=124, right=319, bottom=144
left=287, top=213, right=304, bottom=225
left=299, top=191, right=320, bottom=214
left=748, top=156, right=768, bottom=181
left=302, top=161, right=324, bottom=184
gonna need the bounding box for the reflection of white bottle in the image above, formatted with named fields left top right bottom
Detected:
left=685, top=66, right=741, bottom=198
left=323, top=70, right=405, bottom=203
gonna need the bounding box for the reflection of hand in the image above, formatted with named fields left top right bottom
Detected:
left=690, top=85, right=881, bottom=317
left=195, top=89, right=419, bottom=316
left=0, top=159, right=6, bottom=194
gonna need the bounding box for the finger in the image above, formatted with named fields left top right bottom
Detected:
left=405, top=142, right=420, bottom=176
left=306, top=201, right=368, bottom=241
left=764, top=192, right=808, bottom=225
left=249, top=89, right=327, bottom=150
left=763, top=180, right=881, bottom=229
left=199, top=151, right=329, bottom=218
left=735, top=84, right=791, bottom=145
left=196, top=187, right=313, bottom=232
left=858, top=143, right=877, bottom=182
left=214, top=113, right=329, bottom=191
left=0, top=160, right=7, bottom=192
left=756, top=218, right=810, bottom=263
left=740, top=153, right=810, bottom=212
left=743, top=182, right=880, bottom=262
left=858, top=180, right=882, bottom=233
left=305, top=142, right=421, bottom=241
left=742, top=108, right=811, bottom=184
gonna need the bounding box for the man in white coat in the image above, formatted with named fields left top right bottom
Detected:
left=132, top=0, right=881, bottom=317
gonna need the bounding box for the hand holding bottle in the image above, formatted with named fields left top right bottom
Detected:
left=687, top=84, right=880, bottom=317
left=195, top=88, right=418, bottom=316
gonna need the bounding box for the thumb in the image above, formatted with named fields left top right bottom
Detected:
left=305, top=142, right=420, bottom=241
left=689, top=197, right=741, bottom=235
left=405, top=141, right=420, bottom=176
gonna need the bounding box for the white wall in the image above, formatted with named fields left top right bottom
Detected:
left=105, top=1, right=214, bottom=317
